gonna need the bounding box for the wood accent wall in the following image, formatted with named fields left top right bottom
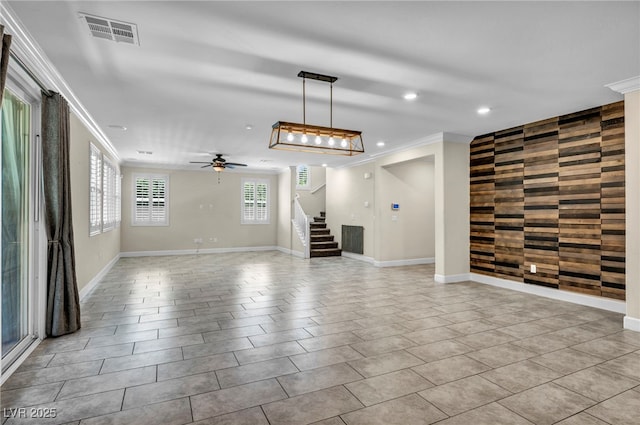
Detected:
left=470, top=101, right=625, bottom=300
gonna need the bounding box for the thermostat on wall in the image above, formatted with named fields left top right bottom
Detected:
left=391, top=203, right=399, bottom=210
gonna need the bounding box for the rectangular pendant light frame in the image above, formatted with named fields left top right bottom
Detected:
left=270, top=121, right=364, bottom=156
left=269, top=71, right=365, bottom=156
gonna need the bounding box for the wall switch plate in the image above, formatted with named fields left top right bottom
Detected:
left=530, top=264, right=536, bottom=273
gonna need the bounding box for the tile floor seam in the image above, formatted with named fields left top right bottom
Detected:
left=560, top=376, right=640, bottom=408
left=487, top=400, right=537, bottom=425
left=413, top=389, right=457, bottom=420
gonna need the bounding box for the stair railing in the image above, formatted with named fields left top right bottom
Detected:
left=292, top=194, right=311, bottom=259
left=310, top=182, right=326, bottom=195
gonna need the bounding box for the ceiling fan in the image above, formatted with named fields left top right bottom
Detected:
left=190, top=154, right=247, bottom=173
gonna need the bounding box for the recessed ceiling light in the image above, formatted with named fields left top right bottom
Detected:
left=403, top=92, right=418, bottom=100
left=322, top=163, right=328, bottom=167
left=477, top=107, right=491, bottom=115
left=245, top=124, right=253, bottom=130
left=376, top=141, right=385, bottom=147
left=108, top=124, right=127, bottom=131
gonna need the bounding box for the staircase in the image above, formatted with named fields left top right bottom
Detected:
left=310, top=212, right=342, bottom=257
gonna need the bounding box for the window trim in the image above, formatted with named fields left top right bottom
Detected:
left=241, top=178, right=270, bottom=225
left=131, top=173, right=170, bottom=227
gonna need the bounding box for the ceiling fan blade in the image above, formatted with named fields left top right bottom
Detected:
left=226, top=165, right=235, bottom=169
left=225, top=162, right=247, bottom=167
left=200, top=164, right=212, bottom=168
left=190, top=161, right=213, bottom=164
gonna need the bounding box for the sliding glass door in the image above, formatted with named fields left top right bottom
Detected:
left=1, top=83, right=38, bottom=368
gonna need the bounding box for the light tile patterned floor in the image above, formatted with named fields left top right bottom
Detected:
left=2, top=252, right=640, bottom=425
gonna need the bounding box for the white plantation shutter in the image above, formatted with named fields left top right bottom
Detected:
left=151, top=178, right=167, bottom=223
left=243, top=181, right=255, bottom=222
left=296, top=164, right=310, bottom=189
left=102, top=158, right=117, bottom=231
left=256, top=182, right=268, bottom=221
left=241, top=178, right=269, bottom=224
left=89, top=144, right=102, bottom=236
left=133, top=174, right=169, bottom=226
left=115, top=173, right=122, bottom=226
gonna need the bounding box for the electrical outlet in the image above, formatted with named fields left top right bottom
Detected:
left=530, top=264, right=537, bottom=274
left=210, top=237, right=218, bottom=243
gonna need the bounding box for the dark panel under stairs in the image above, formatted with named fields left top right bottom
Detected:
left=310, top=212, right=341, bottom=258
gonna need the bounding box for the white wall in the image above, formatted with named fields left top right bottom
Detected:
left=326, top=163, right=376, bottom=257
left=277, top=167, right=293, bottom=251
left=624, top=89, right=640, bottom=329
left=69, top=113, right=120, bottom=291
left=327, top=134, right=470, bottom=275
left=376, top=157, right=435, bottom=262
left=120, top=167, right=277, bottom=253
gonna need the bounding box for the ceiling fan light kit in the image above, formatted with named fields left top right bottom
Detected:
left=189, top=154, right=247, bottom=183
left=190, top=153, right=247, bottom=171
left=269, top=71, right=364, bottom=156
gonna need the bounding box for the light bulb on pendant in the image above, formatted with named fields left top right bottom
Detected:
left=301, top=133, right=308, bottom=143
left=328, top=137, right=335, bottom=146
left=341, top=138, right=348, bottom=148
left=315, top=135, right=322, bottom=144
left=286, top=131, right=294, bottom=142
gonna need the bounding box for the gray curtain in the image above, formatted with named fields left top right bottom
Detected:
left=1, top=24, right=12, bottom=105
left=42, top=93, right=81, bottom=336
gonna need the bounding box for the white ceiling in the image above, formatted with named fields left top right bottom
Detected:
left=8, top=1, right=640, bottom=172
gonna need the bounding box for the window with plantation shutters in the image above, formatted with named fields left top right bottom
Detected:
left=132, top=174, right=169, bottom=226
left=89, top=143, right=102, bottom=236
left=241, top=178, right=269, bottom=224
left=102, top=157, right=117, bottom=231
left=115, top=172, right=122, bottom=226
left=296, top=164, right=310, bottom=189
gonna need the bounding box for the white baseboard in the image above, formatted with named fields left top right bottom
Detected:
left=435, top=273, right=470, bottom=283
left=120, top=246, right=278, bottom=258
left=79, top=253, right=121, bottom=301
left=341, top=253, right=434, bottom=268
left=276, top=246, right=292, bottom=255
left=374, top=257, right=435, bottom=268
left=470, top=273, right=625, bottom=314
left=290, top=250, right=305, bottom=259
left=276, top=246, right=305, bottom=258
left=341, top=251, right=375, bottom=264
left=623, top=315, right=640, bottom=332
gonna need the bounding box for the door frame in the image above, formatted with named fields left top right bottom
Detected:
left=0, top=57, right=47, bottom=382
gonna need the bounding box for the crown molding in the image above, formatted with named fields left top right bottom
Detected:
left=1, top=2, right=120, bottom=163
left=335, top=131, right=472, bottom=169
left=120, top=161, right=280, bottom=175
left=605, top=76, right=640, bottom=95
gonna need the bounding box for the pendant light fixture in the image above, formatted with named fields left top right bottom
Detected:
left=269, top=71, right=364, bottom=156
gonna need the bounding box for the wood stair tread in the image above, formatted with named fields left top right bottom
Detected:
left=308, top=212, right=340, bottom=258
left=310, top=248, right=342, bottom=257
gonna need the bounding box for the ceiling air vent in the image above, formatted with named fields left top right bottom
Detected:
left=79, top=13, right=140, bottom=45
